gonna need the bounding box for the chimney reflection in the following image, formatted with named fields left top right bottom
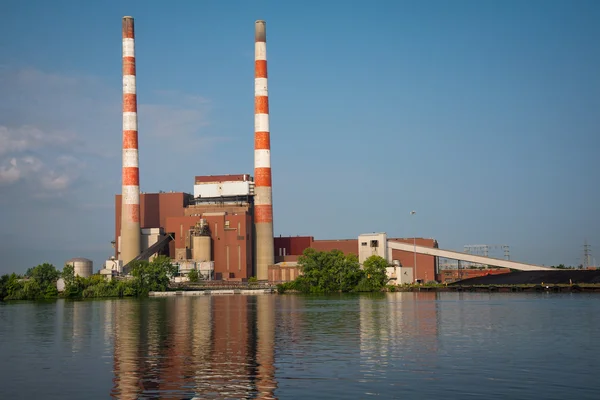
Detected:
left=111, top=295, right=277, bottom=399
left=256, top=295, right=277, bottom=399
left=111, top=300, right=141, bottom=400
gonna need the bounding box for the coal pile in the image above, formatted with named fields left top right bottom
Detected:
left=451, top=270, right=600, bottom=286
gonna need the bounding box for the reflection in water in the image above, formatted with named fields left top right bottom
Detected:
left=255, top=295, right=276, bottom=399
left=3, top=294, right=600, bottom=399
left=359, top=293, right=439, bottom=385
left=112, top=300, right=140, bottom=399
left=110, top=295, right=277, bottom=399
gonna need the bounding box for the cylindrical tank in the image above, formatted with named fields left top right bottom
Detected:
left=192, top=236, right=211, bottom=262
left=66, top=257, right=93, bottom=278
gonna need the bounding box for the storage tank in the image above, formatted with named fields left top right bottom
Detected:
left=66, top=257, right=93, bottom=278
left=191, top=219, right=212, bottom=262
left=192, top=236, right=211, bottom=262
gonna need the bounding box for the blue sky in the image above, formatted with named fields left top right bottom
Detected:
left=0, top=0, right=598, bottom=274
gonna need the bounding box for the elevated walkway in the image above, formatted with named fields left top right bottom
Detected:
left=387, top=241, right=552, bottom=271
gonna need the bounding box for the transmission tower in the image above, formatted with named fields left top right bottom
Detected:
left=464, top=244, right=510, bottom=268
left=583, top=240, right=592, bottom=269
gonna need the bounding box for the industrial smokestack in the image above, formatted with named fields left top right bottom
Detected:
left=120, top=16, right=141, bottom=265
left=254, top=20, right=274, bottom=280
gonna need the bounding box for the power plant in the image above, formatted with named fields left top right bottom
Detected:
left=107, top=16, right=279, bottom=281
left=103, top=16, right=553, bottom=284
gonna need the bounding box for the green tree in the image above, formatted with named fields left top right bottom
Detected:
left=355, top=255, right=389, bottom=292
left=45, top=284, right=59, bottom=299
left=62, top=264, right=75, bottom=287
left=188, top=269, right=199, bottom=283
left=295, top=248, right=363, bottom=293
left=131, top=255, right=178, bottom=296
left=0, top=274, right=8, bottom=301
left=4, top=273, right=24, bottom=300
left=23, top=279, right=42, bottom=300
left=26, top=263, right=60, bottom=294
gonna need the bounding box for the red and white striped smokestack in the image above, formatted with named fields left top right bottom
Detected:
left=254, top=20, right=274, bottom=280
left=120, top=16, right=141, bottom=265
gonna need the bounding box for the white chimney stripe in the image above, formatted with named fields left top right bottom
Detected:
left=255, top=114, right=269, bottom=132
left=123, top=112, right=138, bottom=131
left=122, top=185, right=140, bottom=205
left=123, top=75, right=136, bottom=94
left=254, top=186, right=272, bottom=206
left=122, top=149, right=139, bottom=168
left=255, top=42, right=267, bottom=61
left=255, top=77, right=268, bottom=97
left=123, top=38, right=135, bottom=58
left=254, top=149, right=271, bottom=168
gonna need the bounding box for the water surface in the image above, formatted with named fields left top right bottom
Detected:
left=0, top=292, right=598, bottom=399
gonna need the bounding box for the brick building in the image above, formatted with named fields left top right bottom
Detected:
left=114, top=174, right=256, bottom=281
left=270, top=236, right=439, bottom=283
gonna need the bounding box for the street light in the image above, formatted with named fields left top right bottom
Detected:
left=410, top=210, right=417, bottom=283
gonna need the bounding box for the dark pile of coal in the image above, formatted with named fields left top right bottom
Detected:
left=450, top=270, right=600, bottom=285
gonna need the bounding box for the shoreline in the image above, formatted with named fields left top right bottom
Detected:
left=149, top=288, right=274, bottom=296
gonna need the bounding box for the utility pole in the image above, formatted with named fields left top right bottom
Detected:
left=410, top=211, right=417, bottom=282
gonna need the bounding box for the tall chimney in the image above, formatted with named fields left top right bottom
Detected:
left=120, top=16, right=141, bottom=265
left=254, top=20, right=274, bottom=280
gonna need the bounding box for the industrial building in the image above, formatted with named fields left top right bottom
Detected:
left=107, top=16, right=550, bottom=284
left=109, top=16, right=435, bottom=283
left=112, top=177, right=440, bottom=283
left=269, top=234, right=439, bottom=284
left=114, top=175, right=254, bottom=281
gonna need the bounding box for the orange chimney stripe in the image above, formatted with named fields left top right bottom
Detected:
left=255, top=96, right=269, bottom=114
left=254, top=131, right=270, bottom=150
left=123, top=94, right=137, bottom=112
left=255, top=60, right=268, bottom=78
left=255, top=204, right=273, bottom=223
left=122, top=20, right=135, bottom=39
left=254, top=167, right=272, bottom=187
left=123, top=59, right=136, bottom=75
left=123, top=131, right=138, bottom=148
left=122, top=167, right=139, bottom=186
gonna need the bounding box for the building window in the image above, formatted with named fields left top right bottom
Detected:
left=226, top=246, right=230, bottom=271
left=361, top=242, right=367, bottom=246
left=237, top=222, right=241, bottom=233
left=238, top=245, right=241, bottom=271
left=225, top=220, right=230, bottom=228
left=370, top=240, right=378, bottom=248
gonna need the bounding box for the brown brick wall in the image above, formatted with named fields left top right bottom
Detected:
left=114, top=192, right=190, bottom=258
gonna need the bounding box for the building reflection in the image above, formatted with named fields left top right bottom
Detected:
left=110, top=295, right=277, bottom=399
left=359, top=292, right=439, bottom=373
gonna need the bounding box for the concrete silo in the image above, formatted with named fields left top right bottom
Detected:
left=66, top=257, right=94, bottom=278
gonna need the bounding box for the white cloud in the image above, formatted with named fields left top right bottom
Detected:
left=0, top=158, right=20, bottom=184
left=0, top=66, right=218, bottom=203
left=0, top=125, right=77, bottom=155
left=0, top=155, right=82, bottom=197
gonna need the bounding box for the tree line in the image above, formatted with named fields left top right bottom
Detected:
left=277, top=248, right=390, bottom=293
left=0, top=256, right=178, bottom=301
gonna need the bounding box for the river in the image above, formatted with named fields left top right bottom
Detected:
left=0, top=292, right=598, bottom=399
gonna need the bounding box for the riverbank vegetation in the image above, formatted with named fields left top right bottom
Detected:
left=0, top=256, right=178, bottom=301
left=277, top=249, right=390, bottom=294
